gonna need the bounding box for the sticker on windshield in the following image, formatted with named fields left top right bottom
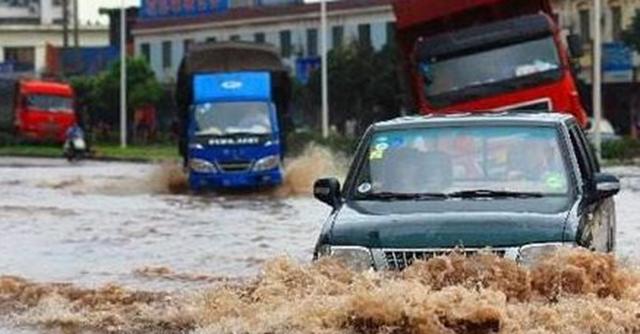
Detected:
left=357, top=183, right=372, bottom=194
left=375, top=142, right=389, bottom=151
left=369, top=149, right=385, bottom=160
left=543, top=173, right=567, bottom=192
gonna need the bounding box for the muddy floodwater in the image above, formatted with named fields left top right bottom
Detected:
left=0, top=157, right=639, bottom=333
left=0, top=157, right=333, bottom=291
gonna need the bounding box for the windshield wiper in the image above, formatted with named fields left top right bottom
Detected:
left=447, top=190, right=544, bottom=199
left=363, top=192, right=449, bottom=201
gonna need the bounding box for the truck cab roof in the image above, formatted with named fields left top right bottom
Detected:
left=20, top=80, right=73, bottom=96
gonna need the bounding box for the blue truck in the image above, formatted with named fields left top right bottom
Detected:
left=176, top=42, right=292, bottom=190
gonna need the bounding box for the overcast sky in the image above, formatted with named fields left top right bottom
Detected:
left=78, top=0, right=140, bottom=24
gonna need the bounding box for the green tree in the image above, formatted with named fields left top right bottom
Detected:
left=98, top=57, right=163, bottom=112
left=300, top=42, right=407, bottom=135
left=71, top=57, right=163, bottom=135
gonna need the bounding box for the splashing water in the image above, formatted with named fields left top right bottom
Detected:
left=148, top=144, right=348, bottom=196
left=275, top=144, right=348, bottom=197
left=2, top=249, right=639, bottom=334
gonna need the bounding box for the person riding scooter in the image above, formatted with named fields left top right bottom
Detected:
left=63, top=124, right=88, bottom=162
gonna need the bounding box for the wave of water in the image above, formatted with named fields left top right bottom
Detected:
left=2, top=249, right=639, bottom=334
left=147, top=144, right=348, bottom=196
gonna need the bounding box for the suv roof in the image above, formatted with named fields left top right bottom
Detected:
left=373, top=112, right=575, bottom=131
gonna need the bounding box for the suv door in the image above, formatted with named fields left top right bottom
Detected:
left=567, top=122, right=615, bottom=252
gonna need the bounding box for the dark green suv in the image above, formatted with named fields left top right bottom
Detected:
left=313, top=113, right=620, bottom=270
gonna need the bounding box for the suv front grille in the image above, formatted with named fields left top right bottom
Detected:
left=383, top=249, right=507, bottom=271
left=217, top=161, right=253, bottom=173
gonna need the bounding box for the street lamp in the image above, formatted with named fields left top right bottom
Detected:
left=320, top=0, right=329, bottom=138
left=593, top=0, right=602, bottom=160
left=120, top=0, right=127, bottom=148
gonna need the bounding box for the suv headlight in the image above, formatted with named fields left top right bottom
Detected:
left=517, top=242, right=577, bottom=267
left=253, top=155, right=280, bottom=172
left=317, top=246, right=373, bottom=271
left=189, top=158, right=217, bottom=173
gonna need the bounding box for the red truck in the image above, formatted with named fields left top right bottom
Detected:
left=3, top=79, right=77, bottom=143
left=393, top=0, right=588, bottom=126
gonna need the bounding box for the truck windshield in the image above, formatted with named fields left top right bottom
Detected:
left=354, top=126, right=571, bottom=198
left=193, top=101, right=272, bottom=136
left=26, top=95, right=73, bottom=112
left=420, top=37, right=562, bottom=107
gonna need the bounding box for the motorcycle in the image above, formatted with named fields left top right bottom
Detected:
left=63, top=125, right=88, bottom=162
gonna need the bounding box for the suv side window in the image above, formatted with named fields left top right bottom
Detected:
left=575, top=125, right=601, bottom=173
left=568, top=125, right=595, bottom=189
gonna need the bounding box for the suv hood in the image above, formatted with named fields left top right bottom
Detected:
left=328, top=198, right=572, bottom=249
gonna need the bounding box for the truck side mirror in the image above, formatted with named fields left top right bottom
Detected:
left=314, top=178, right=342, bottom=209
left=594, top=173, right=621, bottom=200
left=567, top=34, right=584, bottom=59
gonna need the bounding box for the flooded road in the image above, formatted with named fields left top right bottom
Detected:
left=0, top=157, right=639, bottom=333
left=0, top=157, right=330, bottom=292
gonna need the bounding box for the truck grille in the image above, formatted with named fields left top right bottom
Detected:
left=383, top=249, right=507, bottom=271
left=217, top=161, right=252, bottom=173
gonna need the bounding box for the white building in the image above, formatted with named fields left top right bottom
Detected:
left=133, top=0, right=395, bottom=83
left=0, top=0, right=109, bottom=74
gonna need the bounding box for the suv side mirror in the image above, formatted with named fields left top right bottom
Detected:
left=314, top=178, right=342, bottom=209
left=595, top=173, right=621, bottom=200
left=567, top=34, right=584, bottom=58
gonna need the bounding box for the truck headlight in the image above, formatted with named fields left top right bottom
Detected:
left=253, top=155, right=280, bottom=172
left=318, top=246, right=373, bottom=272
left=189, top=158, right=217, bottom=173
left=517, top=243, right=576, bottom=267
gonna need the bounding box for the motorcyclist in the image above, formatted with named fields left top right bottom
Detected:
left=64, top=124, right=88, bottom=161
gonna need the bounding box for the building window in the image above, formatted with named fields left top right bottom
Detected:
left=358, top=24, right=371, bottom=47
left=140, top=43, right=150, bottom=63
left=206, top=36, right=217, bottom=43
left=307, top=28, right=318, bottom=57
left=183, top=39, right=194, bottom=53
left=162, top=41, right=172, bottom=69
left=386, top=22, right=396, bottom=45
left=255, top=32, right=266, bottom=43
left=579, top=9, right=591, bottom=41
left=3, top=47, right=35, bottom=70
left=280, top=30, right=292, bottom=57
left=611, top=6, right=622, bottom=41
left=332, top=25, right=344, bottom=48
left=230, top=35, right=241, bottom=41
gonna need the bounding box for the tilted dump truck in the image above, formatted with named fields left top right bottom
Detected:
left=176, top=42, right=292, bottom=190
left=393, top=0, right=588, bottom=126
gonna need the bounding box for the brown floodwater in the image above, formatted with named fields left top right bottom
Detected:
left=0, top=153, right=638, bottom=333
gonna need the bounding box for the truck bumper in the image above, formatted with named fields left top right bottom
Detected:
left=189, top=169, right=284, bottom=191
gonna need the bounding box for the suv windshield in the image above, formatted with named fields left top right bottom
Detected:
left=193, top=101, right=272, bottom=136
left=354, top=126, right=571, bottom=198
left=26, top=94, right=73, bottom=112
left=420, top=37, right=562, bottom=107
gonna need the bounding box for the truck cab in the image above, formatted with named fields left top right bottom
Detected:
left=13, top=80, right=77, bottom=143
left=176, top=42, right=291, bottom=191
left=187, top=72, right=284, bottom=190
left=393, top=0, right=588, bottom=126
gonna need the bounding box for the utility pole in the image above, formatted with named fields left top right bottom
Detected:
left=593, top=0, right=602, bottom=160
left=120, top=1, right=127, bottom=148
left=73, top=0, right=79, bottom=48
left=320, top=0, right=329, bottom=138
left=62, top=0, right=69, bottom=48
